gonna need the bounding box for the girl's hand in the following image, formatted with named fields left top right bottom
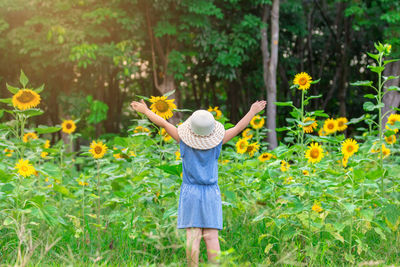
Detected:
left=131, top=99, right=149, bottom=114
left=250, top=100, right=267, bottom=114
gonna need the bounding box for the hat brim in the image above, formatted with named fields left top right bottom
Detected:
left=177, top=115, right=225, bottom=150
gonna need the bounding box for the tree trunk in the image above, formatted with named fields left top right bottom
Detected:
left=261, top=0, right=279, bottom=149
left=382, top=61, right=400, bottom=126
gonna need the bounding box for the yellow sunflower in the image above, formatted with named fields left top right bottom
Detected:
left=312, top=203, right=323, bottom=213
left=242, top=128, right=253, bottom=139
left=41, top=151, right=48, bottom=158
left=175, top=150, right=181, bottom=160
left=78, top=180, right=89, bottom=186
left=207, top=106, right=222, bottom=119
left=300, top=117, right=318, bottom=133
left=342, top=155, right=349, bottom=168
left=134, top=126, right=150, bottom=134
left=303, top=170, right=310, bottom=176
left=385, top=134, right=396, bottom=145
left=246, top=142, right=260, bottom=157
left=318, top=128, right=326, bottom=136
left=305, top=142, right=324, bottom=164
left=89, top=140, right=108, bottom=159
left=323, top=118, right=337, bottom=135
left=159, top=128, right=172, bottom=142
left=12, top=89, right=41, bottom=110
left=113, top=153, right=123, bottom=159
left=44, top=140, right=50, bottom=149
left=382, top=144, right=391, bottom=158
left=336, top=117, right=348, bottom=132
left=386, top=113, right=400, bottom=133
left=23, top=132, right=38, bottom=143
left=250, top=115, right=265, bottom=130
left=4, top=148, right=14, bottom=157
left=280, top=160, right=290, bottom=172
left=258, top=152, right=273, bottom=162
left=129, top=151, right=136, bottom=157
left=149, top=95, right=177, bottom=119
left=293, top=72, right=312, bottom=90
left=15, top=159, right=36, bottom=177
left=235, top=138, right=249, bottom=154
left=61, top=120, right=76, bottom=134
left=341, top=138, right=359, bottom=158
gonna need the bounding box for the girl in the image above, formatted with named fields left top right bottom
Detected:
left=130, top=99, right=266, bottom=266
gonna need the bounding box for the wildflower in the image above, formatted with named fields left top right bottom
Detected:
left=89, top=140, right=108, bottom=159
left=149, top=95, right=177, bottom=119
left=246, top=142, right=260, bottom=157
left=250, top=115, right=265, bottom=130
left=341, top=138, right=359, bottom=158
left=61, top=120, right=76, bottom=134
left=175, top=150, right=181, bottom=160
left=323, top=118, right=337, bottom=135
left=385, top=134, right=396, bottom=145
left=113, top=153, right=122, bottom=159
left=78, top=180, right=88, bottom=186
left=280, top=160, right=290, bottom=172
left=284, top=176, right=294, bottom=184
left=4, top=148, right=14, bottom=157
left=159, top=128, right=172, bottom=142
left=41, top=151, right=48, bottom=158
left=129, top=151, right=136, bottom=157
left=15, top=159, right=36, bottom=177
left=12, top=89, right=41, bottom=110
left=242, top=128, right=253, bottom=140
left=300, top=117, right=318, bottom=133
left=23, top=132, right=38, bottom=143
left=207, top=106, right=222, bottom=119
left=342, top=155, right=349, bottom=168
left=312, top=203, right=323, bottom=213
left=336, top=117, right=348, bottom=132
left=293, top=72, right=312, bottom=90
left=305, top=142, right=324, bottom=164
left=303, top=170, right=310, bottom=176
left=44, top=140, right=50, bottom=149
left=386, top=113, right=400, bottom=133
left=258, top=152, right=273, bottom=162
left=235, top=138, right=249, bottom=154
left=134, top=126, right=150, bottom=134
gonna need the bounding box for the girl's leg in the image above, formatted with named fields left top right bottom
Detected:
left=202, top=228, right=220, bottom=264
left=186, top=227, right=202, bottom=267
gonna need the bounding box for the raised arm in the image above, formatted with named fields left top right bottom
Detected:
left=222, top=100, right=267, bottom=144
left=130, top=99, right=180, bottom=143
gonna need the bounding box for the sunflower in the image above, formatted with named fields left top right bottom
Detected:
left=41, top=151, right=48, bottom=158
left=159, top=128, right=172, bottom=142
left=382, top=144, right=390, bottom=158
left=385, top=134, right=396, bottom=145
left=342, top=156, right=349, bottom=168
left=129, top=151, right=136, bottom=157
left=15, top=159, right=36, bottom=177
left=284, top=176, right=294, bottom=184
left=149, top=95, right=177, bottom=119
left=175, top=150, right=181, bottom=160
left=305, top=142, right=324, bottom=164
left=78, top=180, right=89, bottom=186
left=250, top=115, right=265, bottom=130
left=246, top=142, right=260, bottom=157
left=242, top=128, right=253, bottom=139
left=235, top=138, right=249, bottom=154
left=207, top=106, right=222, bottom=119
left=12, top=89, right=41, bottom=110
left=89, top=140, right=108, bottom=159
left=4, top=148, right=14, bottom=157
left=300, top=117, right=318, bottom=133
left=323, top=118, right=337, bottom=135
left=341, top=138, right=359, bottom=158
left=61, top=120, right=76, bottom=134
left=258, top=152, right=273, bottom=162
left=280, top=160, right=290, bottom=172
left=134, top=126, right=150, bottom=134
left=386, top=113, right=400, bottom=133
left=293, top=72, right=312, bottom=90
left=303, top=170, right=310, bottom=176
left=23, top=132, right=38, bottom=143
left=336, top=117, right=348, bottom=132
left=44, top=140, right=50, bottom=149
left=312, top=203, right=323, bottom=213
left=113, top=153, right=123, bottom=159
left=318, top=128, right=326, bottom=136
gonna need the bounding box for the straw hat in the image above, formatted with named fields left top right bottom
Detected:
left=177, top=110, right=225, bottom=150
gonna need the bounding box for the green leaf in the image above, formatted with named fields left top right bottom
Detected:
left=367, top=52, right=380, bottom=61
left=6, top=83, right=19, bottom=94
left=364, top=94, right=376, bottom=99
left=383, top=204, right=400, bottom=227
left=305, top=94, right=322, bottom=101
left=19, top=70, right=29, bottom=88
left=34, top=84, right=45, bottom=94
left=350, top=80, right=373, bottom=87
left=384, top=130, right=396, bottom=137
left=163, top=89, right=176, bottom=98
left=386, top=86, right=400, bottom=92
left=156, top=164, right=182, bottom=176
left=275, top=101, right=293, bottom=107
left=363, top=102, right=375, bottom=111
left=383, top=59, right=400, bottom=66
left=174, top=108, right=192, bottom=112
left=22, top=109, right=44, bottom=118
left=0, top=109, right=3, bottom=119
left=348, top=115, right=365, bottom=125
left=34, top=125, right=61, bottom=134
left=0, top=98, right=11, bottom=104
left=367, top=65, right=385, bottom=73
left=374, top=227, right=386, bottom=240
left=310, top=78, right=320, bottom=84
left=136, top=95, right=149, bottom=101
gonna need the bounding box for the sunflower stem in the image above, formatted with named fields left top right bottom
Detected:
left=96, top=159, right=101, bottom=253
left=377, top=52, right=384, bottom=197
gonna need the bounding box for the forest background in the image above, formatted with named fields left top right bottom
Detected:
left=1, top=0, right=400, bottom=145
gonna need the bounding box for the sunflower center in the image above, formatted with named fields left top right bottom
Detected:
left=17, top=91, right=35, bottom=103
left=239, top=142, right=246, bottom=149
left=94, top=146, right=103, bottom=154
left=310, top=149, right=319, bottom=159
left=246, top=146, right=253, bottom=152
left=328, top=123, right=334, bottom=129
left=66, top=123, right=72, bottom=129
left=298, top=77, right=308, bottom=86
left=21, top=166, right=28, bottom=172
left=338, top=121, right=344, bottom=127
left=347, top=146, right=353, bottom=152
left=155, top=101, right=169, bottom=112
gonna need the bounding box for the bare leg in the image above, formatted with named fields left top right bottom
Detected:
left=186, top=227, right=202, bottom=267
left=202, top=228, right=220, bottom=264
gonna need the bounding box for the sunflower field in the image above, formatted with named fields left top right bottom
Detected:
left=0, top=40, right=399, bottom=266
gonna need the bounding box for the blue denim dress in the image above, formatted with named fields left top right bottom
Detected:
left=177, top=139, right=223, bottom=230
